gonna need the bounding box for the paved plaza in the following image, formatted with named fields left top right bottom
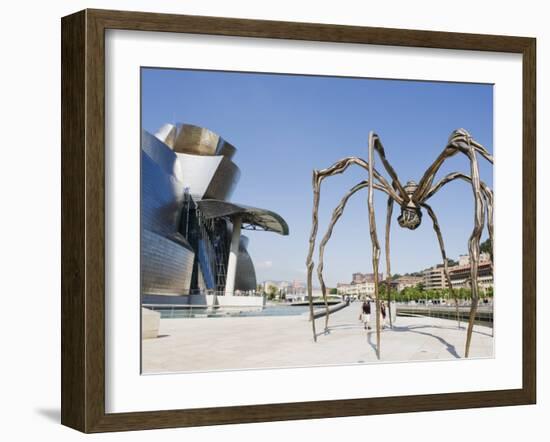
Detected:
left=142, top=304, right=494, bottom=373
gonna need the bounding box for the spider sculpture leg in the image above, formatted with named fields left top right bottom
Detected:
left=413, top=130, right=493, bottom=201
left=306, top=170, right=321, bottom=342
left=413, top=130, right=492, bottom=357
left=310, top=133, right=407, bottom=338
left=316, top=182, right=369, bottom=333
left=465, top=168, right=486, bottom=358
left=371, top=133, right=416, bottom=331
left=306, top=157, right=401, bottom=342
left=317, top=181, right=370, bottom=332
left=425, top=172, right=493, bottom=265
left=480, top=185, right=493, bottom=340
left=421, top=203, right=460, bottom=328
left=368, top=131, right=383, bottom=359
left=424, top=172, right=494, bottom=346
left=316, top=181, right=394, bottom=332
left=481, top=183, right=494, bottom=267
left=385, top=196, right=394, bottom=328
left=362, top=133, right=409, bottom=332
left=371, top=134, right=409, bottom=202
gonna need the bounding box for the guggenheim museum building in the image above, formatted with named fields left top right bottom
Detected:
left=141, top=123, right=288, bottom=307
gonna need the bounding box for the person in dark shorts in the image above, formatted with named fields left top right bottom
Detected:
left=360, top=299, right=371, bottom=330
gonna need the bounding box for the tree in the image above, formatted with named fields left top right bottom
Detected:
left=267, top=285, right=278, bottom=300
left=329, top=288, right=338, bottom=295
left=416, top=282, right=425, bottom=292
left=480, top=238, right=492, bottom=256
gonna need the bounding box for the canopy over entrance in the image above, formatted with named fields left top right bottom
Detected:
left=197, top=199, right=289, bottom=236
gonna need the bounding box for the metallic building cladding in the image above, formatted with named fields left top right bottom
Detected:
left=141, top=131, right=195, bottom=296
left=156, top=123, right=238, bottom=160
left=216, top=139, right=237, bottom=160
left=142, top=121, right=287, bottom=298
left=172, top=124, right=237, bottom=159
left=141, top=230, right=195, bottom=295
left=174, top=124, right=220, bottom=155
left=142, top=130, right=184, bottom=182
left=202, top=157, right=240, bottom=200
left=154, top=123, right=177, bottom=149
left=196, top=199, right=289, bottom=235
left=141, top=148, right=181, bottom=235
left=175, top=152, right=240, bottom=201
left=235, top=236, right=257, bottom=291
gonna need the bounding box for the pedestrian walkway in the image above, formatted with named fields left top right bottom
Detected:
left=142, top=303, right=494, bottom=373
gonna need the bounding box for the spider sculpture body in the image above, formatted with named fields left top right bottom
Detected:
left=306, top=129, right=493, bottom=359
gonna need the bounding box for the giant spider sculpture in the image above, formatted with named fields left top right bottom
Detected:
left=306, top=129, right=493, bottom=359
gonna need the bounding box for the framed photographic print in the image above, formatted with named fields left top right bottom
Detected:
left=61, top=9, right=536, bottom=433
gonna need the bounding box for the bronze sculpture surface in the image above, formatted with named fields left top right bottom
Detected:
left=306, top=129, right=493, bottom=358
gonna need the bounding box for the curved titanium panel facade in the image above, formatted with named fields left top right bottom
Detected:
left=154, top=123, right=177, bottom=149
left=141, top=230, right=195, bottom=295
left=141, top=122, right=287, bottom=298
left=142, top=130, right=183, bottom=182
left=176, top=153, right=240, bottom=201
left=203, top=156, right=240, bottom=200
left=173, top=124, right=237, bottom=159
left=141, top=131, right=186, bottom=233
left=235, top=236, right=257, bottom=291
left=141, top=130, right=194, bottom=296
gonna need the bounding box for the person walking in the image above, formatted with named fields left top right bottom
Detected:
left=380, top=301, right=387, bottom=328
left=360, top=298, right=371, bottom=330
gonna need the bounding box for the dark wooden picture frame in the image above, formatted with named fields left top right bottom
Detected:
left=61, top=8, right=536, bottom=433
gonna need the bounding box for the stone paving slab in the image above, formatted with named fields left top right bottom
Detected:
left=142, top=303, right=494, bottom=373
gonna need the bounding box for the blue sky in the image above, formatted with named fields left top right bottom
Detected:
left=141, top=68, right=493, bottom=287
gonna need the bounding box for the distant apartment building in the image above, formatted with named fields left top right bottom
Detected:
left=423, top=252, right=493, bottom=291
left=337, top=252, right=494, bottom=296
left=352, top=272, right=368, bottom=284
left=392, top=275, right=423, bottom=292
left=457, top=253, right=490, bottom=267
left=351, top=272, right=384, bottom=284
left=337, top=282, right=376, bottom=297
left=337, top=272, right=384, bottom=298
left=449, top=253, right=493, bottom=290
left=423, top=265, right=448, bottom=290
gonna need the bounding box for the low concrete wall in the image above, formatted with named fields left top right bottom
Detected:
left=307, top=301, right=349, bottom=319
left=142, top=307, right=161, bottom=339
left=396, top=304, right=493, bottom=324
